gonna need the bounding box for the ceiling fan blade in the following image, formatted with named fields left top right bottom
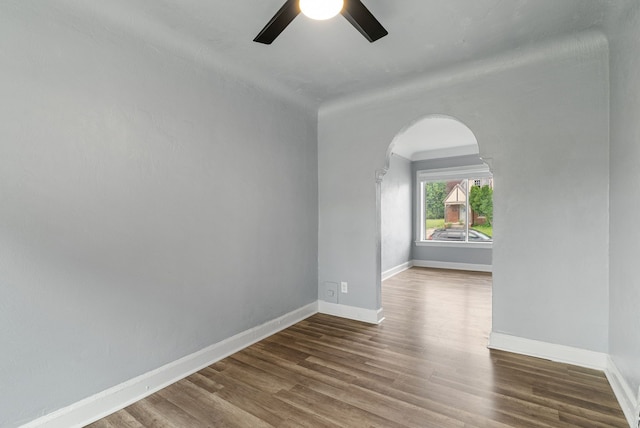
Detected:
left=254, top=0, right=300, bottom=44
left=341, top=0, right=388, bottom=42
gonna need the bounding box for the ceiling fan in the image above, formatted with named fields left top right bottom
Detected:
left=254, top=0, right=388, bottom=44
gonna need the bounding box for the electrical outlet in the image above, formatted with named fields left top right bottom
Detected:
left=340, top=281, right=348, bottom=293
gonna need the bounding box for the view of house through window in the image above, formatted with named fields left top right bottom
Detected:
left=422, top=176, right=493, bottom=242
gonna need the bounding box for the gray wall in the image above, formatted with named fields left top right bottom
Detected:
left=413, top=245, right=492, bottom=267
left=607, top=0, right=640, bottom=401
left=411, top=155, right=492, bottom=266
left=318, top=31, right=610, bottom=353
left=0, top=5, right=317, bottom=428
left=381, top=154, right=412, bottom=272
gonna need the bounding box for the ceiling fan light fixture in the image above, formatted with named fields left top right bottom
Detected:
left=299, top=0, right=344, bottom=20
left=253, top=0, right=387, bottom=44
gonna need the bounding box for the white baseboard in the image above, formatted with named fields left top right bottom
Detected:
left=488, top=332, right=608, bottom=370
left=382, top=261, right=414, bottom=281
left=489, top=332, right=639, bottom=427
left=606, top=356, right=639, bottom=428
left=22, top=302, right=319, bottom=428
left=318, top=301, right=385, bottom=324
left=412, top=259, right=492, bottom=273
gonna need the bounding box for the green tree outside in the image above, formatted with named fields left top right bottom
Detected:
left=469, top=184, right=493, bottom=225
left=425, top=182, right=446, bottom=219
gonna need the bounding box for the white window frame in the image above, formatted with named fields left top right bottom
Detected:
left=416, top=165, right=493, bottom=248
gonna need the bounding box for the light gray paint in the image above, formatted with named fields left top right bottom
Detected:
left=606, top=0, right=640, bottom=400
left=1, top=1, right=637, bottom=426
left=381, top=154, right=412, bottom=272
left=413, top=246, right=492, bottom=266
left=411, top=156, right=492, bottom=266
left=0, top=6, right=317, bottom=428
left=318, top=31, right=610, bottom=354
left=412, top=155, right=486, bottom=172
left=25, top=0, right=615, bottom=106
left=391, top=116, right=478, bottom=160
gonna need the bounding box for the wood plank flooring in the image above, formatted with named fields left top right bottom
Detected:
left=88, top=268, right=628, bottom=427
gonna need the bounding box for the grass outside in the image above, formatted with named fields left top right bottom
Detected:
left=470, top=224, right=492, bottom=237
left=426, top=218, right=493, bottom=237
left=426, top=219, right=445, bottom=229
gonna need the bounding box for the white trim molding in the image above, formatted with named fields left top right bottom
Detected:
left=21, top=302, right=319, bottom=428
left=415, top=241, right=492, bottom=249
left=318, top=301, right=385, bottom=324
left=411, top=144, right=479, bottom=162
left=382, top=261, right=414, bottom=281
left=489, top=333, right=639, bottom=427
left=488, top=332, right=608, bottom=370
left=606, top=356, right=640, bottom=428
left=416, top=164, right=492, bottom=181
left=412, top=259, right=492, bottom=273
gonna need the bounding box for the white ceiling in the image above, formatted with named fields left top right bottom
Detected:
left=47, top=0, right=615, bottom=107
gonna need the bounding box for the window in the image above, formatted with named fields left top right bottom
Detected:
left=417, top=166, right=493, bottom=244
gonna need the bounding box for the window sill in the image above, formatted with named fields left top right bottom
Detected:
left=414, top=241, right=493, bottom=249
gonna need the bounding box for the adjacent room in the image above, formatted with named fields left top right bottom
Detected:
left=1, top=1, right=639, bottom=427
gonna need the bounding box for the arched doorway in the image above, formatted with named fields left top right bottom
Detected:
left=378, top=114, right=493, bottom=315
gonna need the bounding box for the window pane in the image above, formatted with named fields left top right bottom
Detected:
left=425, top=180, right=467, bottom=240
left=468, top=177, right=493, bottom=241
left=422, top=176, right=493, bottom=243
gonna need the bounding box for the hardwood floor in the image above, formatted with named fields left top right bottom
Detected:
left=88, top=268, right=628, bottom=427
